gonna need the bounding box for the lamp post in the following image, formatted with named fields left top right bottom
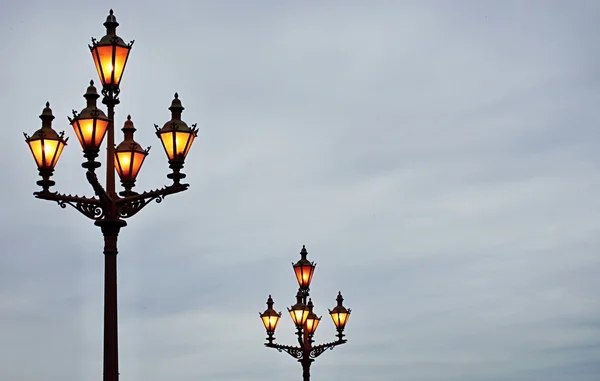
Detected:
left=23, top=10, right=198, bottom=381
left=260, top=246, right=351, bottom=381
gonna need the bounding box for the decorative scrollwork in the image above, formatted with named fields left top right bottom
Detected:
left=280, top=346, right=303, bottom=359
left=34, top=180, right=188, bottom=221
left=58, top=200, right=104, bottom=220
left=309, top=344, right=335, bottom=359
left=115, top=183, right=188, bottom=219
left=118, top=195, right=164, bottom=218
left=266, top=339, right=346, bottom=361
left=35, top=191, right=104, bottom=220
left=267, top=343, right=303, bottom=359
left=101, top=87, right=120, bottom=101
left=308, top=339, right=346, bottom=359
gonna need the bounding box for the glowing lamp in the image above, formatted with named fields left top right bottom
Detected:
left=23, top=102, right=68, bottom=191
left=260, top=295, right=282, bottom=333
left=68, top=81, right=110, bottom=160
left=89, top=10, right=133, bottom=89
left=154, top=93, right=198, bottom=184
left=304, top=299, right=322, bottom=336
left=293, top=245, right=316, bottom=290
left=155, top=93, right=198, bottom=162
left=329, top=292, right=351, bottom=331
left=114, top=115, right=150, bottom=196
left=288, top=291, right=310, bottom=327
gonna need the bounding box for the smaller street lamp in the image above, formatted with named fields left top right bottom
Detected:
left=114, top=115, right=150, bottom=196
left=260, top=245, right=351, bottom=381
left=293, top=245, right=316, bottom=290
left=24, top=102, right=68, bottom=192
left=329, top=291, right=352, bottom=341
left=68, top=80, right=110, bottom=169
left=154, top=93, right=199, bottom=185
left=260, top=295, right=282, bottom=345
left=304, top=299, right=321, bottom=338
left=288, top=290, right=310, bottom=328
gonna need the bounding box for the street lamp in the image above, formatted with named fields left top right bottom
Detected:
left=154, top=92, right=199, bottom=185
left=22, top=10, right=198, bottom=381
left=260, top=246, right=352, bottom=381
left=114, top=115, right=150, bottom=196
left=24, top=102, right=68, bottom=192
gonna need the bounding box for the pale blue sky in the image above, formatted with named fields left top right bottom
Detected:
left=1, top=1, right=600, bottom=380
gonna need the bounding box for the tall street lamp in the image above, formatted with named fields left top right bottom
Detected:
left=260, top=246, right=352, bottom=381
left=23, top=10, right=198, bottom=381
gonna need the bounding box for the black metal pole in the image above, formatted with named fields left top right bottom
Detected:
left=98, top=220, right=123, bottom=381
left=104, top=94, right=118, bottom=198
left=301, top=357, right=312, bottom=381
left=100, top=95, right=122, bottom=381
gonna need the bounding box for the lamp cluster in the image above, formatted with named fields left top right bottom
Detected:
left=23, top=9, right=198, bottom=195
left=260, top=246, right=351, bottom=342
left=24, top=88, right=197, bottom=194
left=259, top=246, right=351, bottom=381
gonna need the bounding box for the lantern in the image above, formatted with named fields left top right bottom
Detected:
left=114, top=115, right=149, bottom=195
left=288, top=290, right=310, bottom=327
left=68, top=81, right=110, bottom=164
left=89, top=9, right=133, bottom=89
left=24, top=102, right=68, bottom=191
left=260, top=295, right=282, bottom=333
left=329, top=292, right=351, bottom=332
left=293, top=245, right=316, bottom=290
left=155, top=93, right=198, bottom=162
left=154, top=93, right=198, bottom=184
left=304, top=299, right=322, bottom=336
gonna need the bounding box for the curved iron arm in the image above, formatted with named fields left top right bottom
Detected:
left=86, top=170, right=114, bottom=214
left=33, top=169, right=189, bottom=221
left=309, top=339, right=347, bottom=359
left=116, top=183, right=189, bottom=219
left=265, top=338, right=347, bottom=360
left=34, top=190, right=103, bottom=220
left=32, top=170, right=110, bottom=221
left=265, top=342, right=304, bottom=360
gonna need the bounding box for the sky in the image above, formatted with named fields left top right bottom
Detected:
left=1, top=0, right=600, bottom=380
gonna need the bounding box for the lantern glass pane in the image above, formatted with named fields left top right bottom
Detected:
left=28, top=138, right=64, bottom=169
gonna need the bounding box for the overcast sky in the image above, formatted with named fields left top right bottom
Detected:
left=1, top=1, right=600, bottom=380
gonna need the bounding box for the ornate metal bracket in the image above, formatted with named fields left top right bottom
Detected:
left=33, top=170, right=108, bottom=220
left=309, top=339, right=346, bottom=359
left=265, top=338, right=346, bottom=360
left=34, top=191, right=104, bottom=220
left=116, top=183, right=189, bottom=219
left=265, top=343, right=304, bottom=360
left=33, top=170, right=189, bottom=221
